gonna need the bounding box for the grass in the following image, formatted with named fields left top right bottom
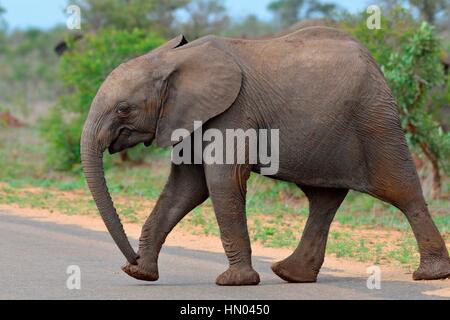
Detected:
left=1, top=126, right=449, bottom=268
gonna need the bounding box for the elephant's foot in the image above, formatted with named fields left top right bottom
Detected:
left=413, top=256, right=450, bottom=280
left=122, top=260, right=159, bottom=282
left=216, top=266, right=260, bottom=286
left=271, top=258, right=318, bottom=283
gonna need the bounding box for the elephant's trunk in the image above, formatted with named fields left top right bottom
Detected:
left=80, top=124, right=138, bottom=265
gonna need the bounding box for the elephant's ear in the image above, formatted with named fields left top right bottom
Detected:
left=155, top=42, right=242, bottom=147
left=150, top=34, right=188, bottom=55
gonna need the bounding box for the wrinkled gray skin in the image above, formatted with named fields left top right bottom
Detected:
left=81, top=27, right=450, bottom=285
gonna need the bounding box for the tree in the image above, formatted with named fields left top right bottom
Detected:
left=176, top=0, right=230, bottom=39
left=0, top=27, right=65, bottom=113
left=226, top=14, right=275, bottom=38
left=268, top=0, right=304, bottom=27
left=41, top=29, right=165, bottom=170
left=306, top=0, right=340, bottom=18
left=408, top=0, right=448, bottom=24
left=71, top=0, right=189, bottom=36
left=380, top=0, right=450, bottom=27
left=343, top=9, right=449, bottom=198
left=379, top=0, right=404, bottom=10
left=0, top=3, right=5, bottom=24
left=383, top=23, right=449, bottom=197
left=0, top=2, right=6, bottom=40
left=341, top=7, right=418, bottom=67
left=268, top=0, right=340, bottom=28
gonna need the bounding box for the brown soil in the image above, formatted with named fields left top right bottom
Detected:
left=1, top=202, right=450, bottom=296
left=0, top=112, right=25, bottom=128
left=1, top=180, right=449, bottom=297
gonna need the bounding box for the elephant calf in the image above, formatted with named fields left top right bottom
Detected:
left=81, top=27, right=450, bottom=285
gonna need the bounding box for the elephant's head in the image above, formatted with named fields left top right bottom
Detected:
left=80, top=35, right=242, bottom=264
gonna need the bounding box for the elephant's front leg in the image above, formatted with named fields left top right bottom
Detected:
left=205, top=164, right=260, bottom=286
left=122, top=163, right=208, bottom=281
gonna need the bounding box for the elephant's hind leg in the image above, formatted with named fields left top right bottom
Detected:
left=403, top=200, right=450, bottom=280
left=368, top=173, right=450, bottom=280
left=272, top=186, right=348, bottom=282
left=362, top=129, right=450, bottom=280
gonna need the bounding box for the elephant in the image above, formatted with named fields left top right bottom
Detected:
left=80, top=27, right=450, bottom=286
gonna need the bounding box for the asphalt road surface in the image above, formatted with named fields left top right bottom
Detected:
left=0, top=210, right=448, bottom=300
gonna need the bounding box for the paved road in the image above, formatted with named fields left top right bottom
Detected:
left=0, top=211, right=447, bottom=299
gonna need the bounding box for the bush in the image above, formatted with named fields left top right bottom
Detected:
left=383, top=22, right=450, bottom=196
left=341, top=7, right=418, bottom=67
left=41, top=28, right=165, bottom=170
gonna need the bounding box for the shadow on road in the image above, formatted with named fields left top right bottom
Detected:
left=0, top=211, right=447, bottom=299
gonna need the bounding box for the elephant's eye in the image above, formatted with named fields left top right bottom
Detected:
left=117, top=103, right=131, bottom=116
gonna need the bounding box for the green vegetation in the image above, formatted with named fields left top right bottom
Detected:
left=71, top=0, right=188, bottom=34
left=384, top=22, right=449, bottom=195
left=268, top=0, right=341, bottom=28
left=0, top=27, right=64, bottom=113
left=0, top=4, right=6, bottom=48
left=341, top=8, right=450, bottom=197
left=41, top=29, right=165, bottom=170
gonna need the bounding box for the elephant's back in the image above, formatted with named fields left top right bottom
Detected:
left=243, top=28, right=373, bottom=109
left=233, top=26, right=365, bottom=54
left=225, top=26, right=371, bottom=83
left=218, top=27, right=393, bottom=124
left=277, top=26, right=357, bottom=43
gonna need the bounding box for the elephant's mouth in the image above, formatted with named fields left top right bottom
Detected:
left=108, top=128, right=153, bottom=154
